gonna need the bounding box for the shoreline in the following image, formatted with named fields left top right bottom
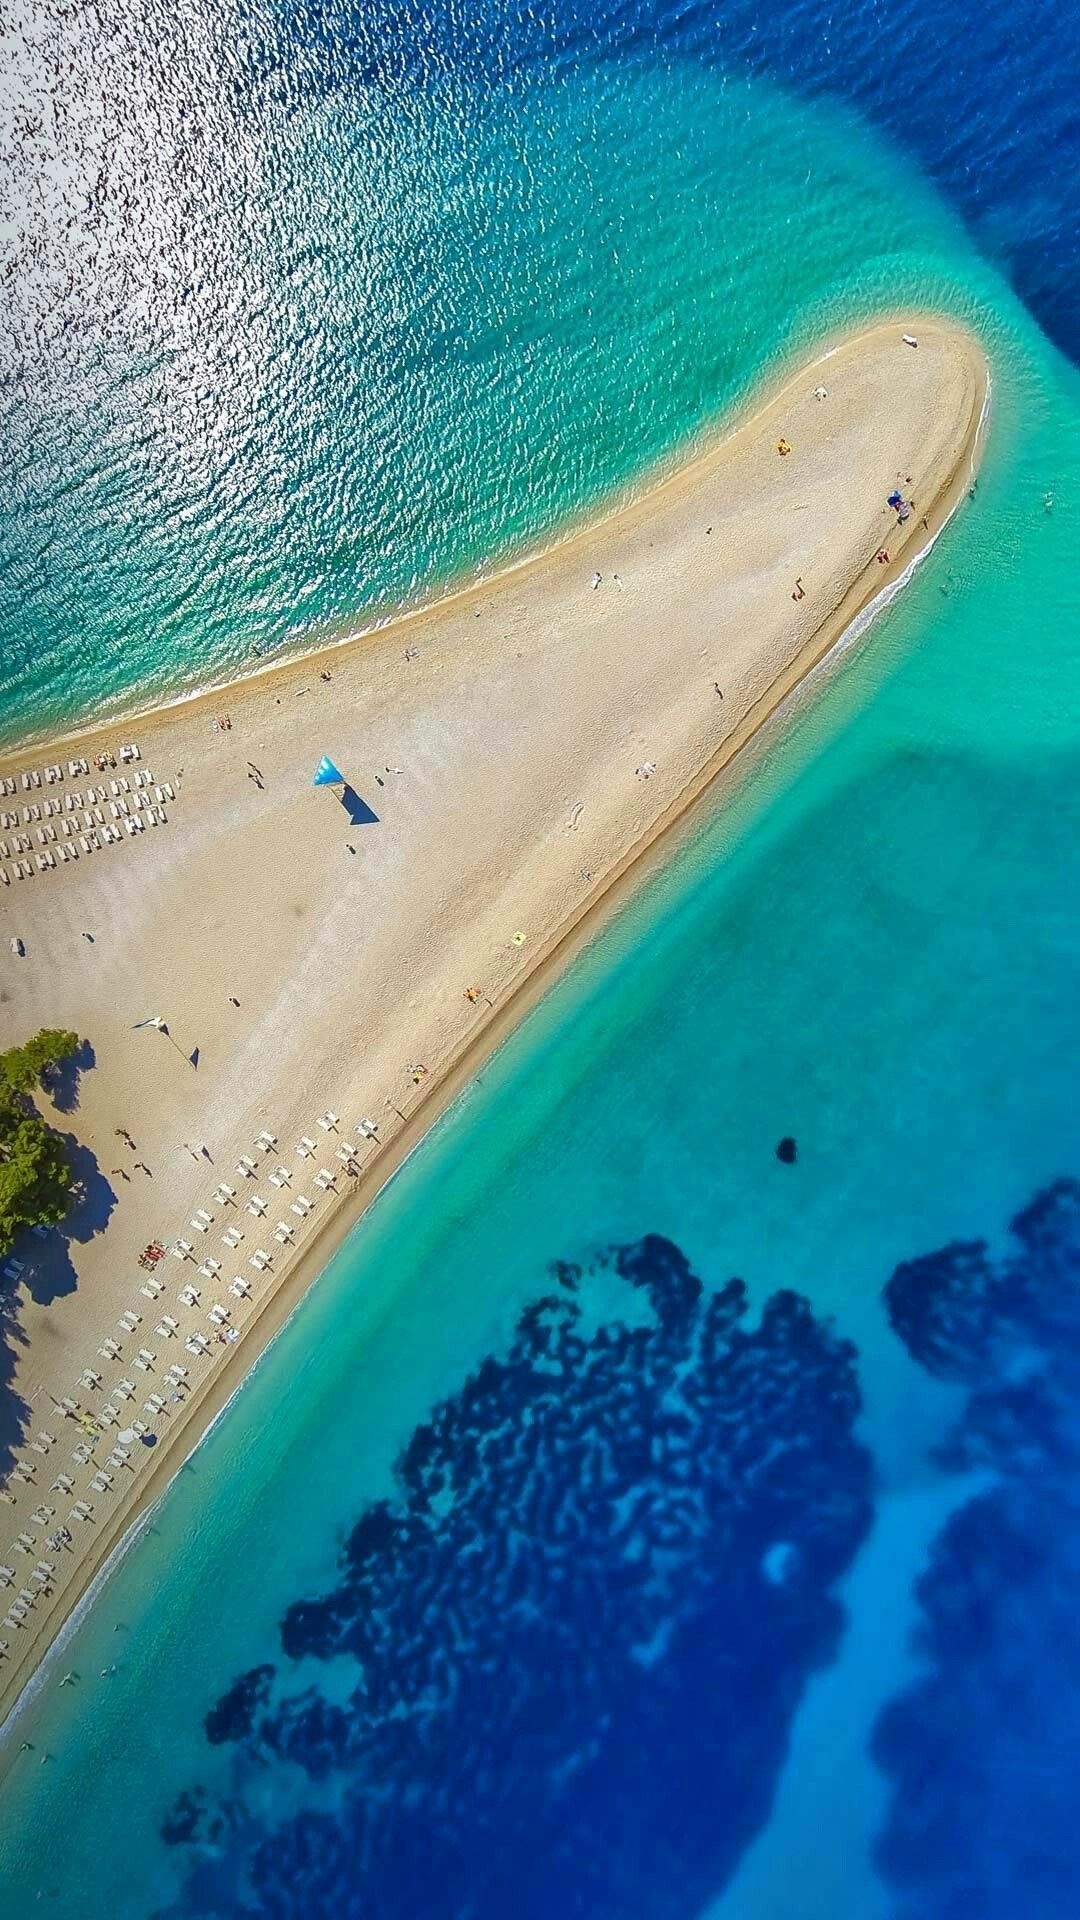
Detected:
left=0, top=304, right=971, bottom=767
left=0, top=318, right=990, bottom=1745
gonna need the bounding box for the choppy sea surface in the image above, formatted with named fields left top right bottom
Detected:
left=3, top=2, right=1080, bottom=1916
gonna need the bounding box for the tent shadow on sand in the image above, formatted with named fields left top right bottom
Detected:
left=312, top=756, right=378, bottom=827
left=340, top=785, right=379, bottom=827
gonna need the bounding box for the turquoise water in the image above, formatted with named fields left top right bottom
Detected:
left=4, top=43, right=1080, bottom=1920
left=0, top=58, right=1002, bottom=745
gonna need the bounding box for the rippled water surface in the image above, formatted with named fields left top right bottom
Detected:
left=4, top=0, right=1077, bottom=741
left=3, top=3, right=1080, bottom=1917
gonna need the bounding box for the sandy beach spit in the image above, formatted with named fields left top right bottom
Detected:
left=0, top=317, right=988, bottom=1740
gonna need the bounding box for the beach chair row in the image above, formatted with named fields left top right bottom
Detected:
left=0, top=809, right=169, bottom=882
left=0, top=1108, right=382, bottom=1650
left=0, top=743, right=140, bottom=802
left=0, top=772, right=171, bottom=832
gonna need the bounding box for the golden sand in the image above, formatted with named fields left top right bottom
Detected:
left=0, top=317, right=988, bottom=1735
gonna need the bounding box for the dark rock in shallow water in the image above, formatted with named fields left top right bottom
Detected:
left=161, top=1231, right=873, bottom=1919
left=205, top=1664, right=276, bottom=1747
left=776, top=1136, right=797, bottom=1164
left=875, top=1176, right=1080, bottom=1920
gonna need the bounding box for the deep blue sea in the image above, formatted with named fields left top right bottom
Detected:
left=2, top=1, right=1080, bottom=1916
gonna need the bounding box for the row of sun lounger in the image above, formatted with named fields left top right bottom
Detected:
left=0, top=1112, right=376, bottom=1655
left=0, top=777, right=172, bottom=833
left=0, top=746, right=141, bottom=804
left=0, top=807, right=169, bottom=882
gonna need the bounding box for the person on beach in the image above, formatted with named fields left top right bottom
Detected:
left=776, top=439, right=792, bottom=456
left=876, top=549, right=890, bottom=565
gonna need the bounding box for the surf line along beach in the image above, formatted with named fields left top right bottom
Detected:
left=0, top=317, right=988, bottom=1741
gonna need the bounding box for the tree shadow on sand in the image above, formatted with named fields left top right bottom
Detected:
left=47, top=1037, right=96, bottom=1115
left=20, top=1136, right=117, bottom=1308
left=0, top=1287, right=32, bottom=1481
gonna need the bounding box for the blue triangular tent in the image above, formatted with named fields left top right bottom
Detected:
left=312, top=756, right=345, bottom=788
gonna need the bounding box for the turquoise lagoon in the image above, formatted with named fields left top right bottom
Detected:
left=2, top=55, right=1080, bottom=1920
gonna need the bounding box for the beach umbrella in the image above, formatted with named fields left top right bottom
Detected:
left=312, top=756, right=345, bottom=788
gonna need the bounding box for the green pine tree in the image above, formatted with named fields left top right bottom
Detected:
left=0, top=1030, right=80, bottom=1258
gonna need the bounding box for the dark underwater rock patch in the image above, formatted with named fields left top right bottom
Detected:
left=875, top=1177, right=1080, bottom=1920
left=161, top=1232, right=873, bottom=1918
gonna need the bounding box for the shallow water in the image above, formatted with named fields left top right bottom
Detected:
left=3, top=12, right=1080, bottom=1920
left=0, top=20, right=1014, bottom=745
